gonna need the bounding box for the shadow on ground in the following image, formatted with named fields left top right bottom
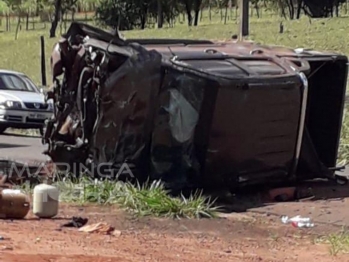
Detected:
left=0, top=142, right=29, bottom=149
left=209, top=178, right=349, bottom=214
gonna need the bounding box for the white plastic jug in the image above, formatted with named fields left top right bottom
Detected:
left=32, top=184, right=59, bottom=218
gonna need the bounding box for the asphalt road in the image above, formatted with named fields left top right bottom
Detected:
left=0, top=132, right=48, bottom=162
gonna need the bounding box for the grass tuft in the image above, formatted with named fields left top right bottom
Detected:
left=16, top=175, right=219, bottom=219
left=314, top=228, right=349, bottom=256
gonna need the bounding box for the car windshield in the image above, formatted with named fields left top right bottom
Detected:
left=0, top=73, right=37, bottom=92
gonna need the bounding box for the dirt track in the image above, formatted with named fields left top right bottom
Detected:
left=1, top=180, right=349, bottom=262
left=0, top=203, right=348, bottom=262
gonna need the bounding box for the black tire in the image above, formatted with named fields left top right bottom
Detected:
left=0, top=125, right=7, bottom=134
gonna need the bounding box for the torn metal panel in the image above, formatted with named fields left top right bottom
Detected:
left=90, top=46, right=163, bottom=179
left=43, top=22, right=348, bottom=190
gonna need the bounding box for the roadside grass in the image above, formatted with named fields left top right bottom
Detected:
left=16, top=175, right=219, bottom=219
left=314, top=228, right=349, bottom=256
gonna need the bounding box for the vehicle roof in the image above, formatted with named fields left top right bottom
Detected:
left=0, top=69, right=25, bottom=76
left=126, top=38, right=345, bottom=58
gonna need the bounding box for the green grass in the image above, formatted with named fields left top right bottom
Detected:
left=315, top=228, right=349, bottom=256
left=2, top=11, right=349, bottom=84
left=16, top=176, right=219, bottom=219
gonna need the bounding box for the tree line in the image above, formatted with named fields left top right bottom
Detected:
left=0, top=0, right=348, bottom=38
left=95, top=0, right=349, bottom=30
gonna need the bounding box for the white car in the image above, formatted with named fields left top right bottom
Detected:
left=0, top=69, right=54, bottom=135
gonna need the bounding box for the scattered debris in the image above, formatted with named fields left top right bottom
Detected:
left=281, top=215, right=314, bottom=228
left=0, top=188, right=30, bottom=219
left=281, top=215, right=310, bottom=223
left=78, top=222, right=116, bottom=235
left=1, top=246, right=13, bottom=251
left=291, top=221, right=314, bottom=228
left=112, top=230, right=122, bottom=237
left=61, top=217, right=88, bottom=228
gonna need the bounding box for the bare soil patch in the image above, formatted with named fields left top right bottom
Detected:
left=0, top=201, right=347, bottom=262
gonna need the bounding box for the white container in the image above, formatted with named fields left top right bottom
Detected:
left=32, top=184, right=59, bottom=218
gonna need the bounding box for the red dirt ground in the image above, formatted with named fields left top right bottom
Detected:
left=0, top=198, right=348, bottom=262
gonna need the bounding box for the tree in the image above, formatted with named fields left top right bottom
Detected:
left=179, top=0, right=203, bottom=26
left=0, top=0, right=9, bottom=12
left=48, top=0, right=79, bottom=38
left=95, top=0, right=179, bottom=30
left=267, top=0, right=346, bottom=19
left=95, top=0, right=147, bottom=30
left=2, top=0, right=36, bottom=39
left=50, top=0, right=61, bottom=37
left=0, top=0, right=9, bottom=31
left=157, top=0, right=163, bottom=28
left=193, top=0, right=202, bottom=26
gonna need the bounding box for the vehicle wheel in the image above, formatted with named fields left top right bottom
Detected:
left=0, top=126, right=7, bottom=134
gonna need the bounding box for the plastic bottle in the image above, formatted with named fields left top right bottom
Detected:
left=281, top=215, right=311, bottom=224
left=291, top=221, right=315, bottom=228
left=32, top=184, right=59, bottom=218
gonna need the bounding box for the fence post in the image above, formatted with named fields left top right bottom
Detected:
left=40, top=35, right=47, bottom=87
left=239, top=0, right=249, bottom=39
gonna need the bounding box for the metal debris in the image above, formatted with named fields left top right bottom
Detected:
left=61, top=217, right=88, bottom=228
left=78, top=222, right=115, bottom=235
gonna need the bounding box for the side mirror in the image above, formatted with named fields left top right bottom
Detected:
left=40, top=88, right=44, bottom=94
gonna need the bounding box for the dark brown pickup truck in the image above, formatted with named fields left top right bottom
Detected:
left=42, top=22, right=348, bottom=191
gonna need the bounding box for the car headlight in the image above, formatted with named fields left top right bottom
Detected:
left=0, top=100, right=22, bottom=109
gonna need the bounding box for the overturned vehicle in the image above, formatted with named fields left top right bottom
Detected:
left=42, top=22, right=348, bottom=191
